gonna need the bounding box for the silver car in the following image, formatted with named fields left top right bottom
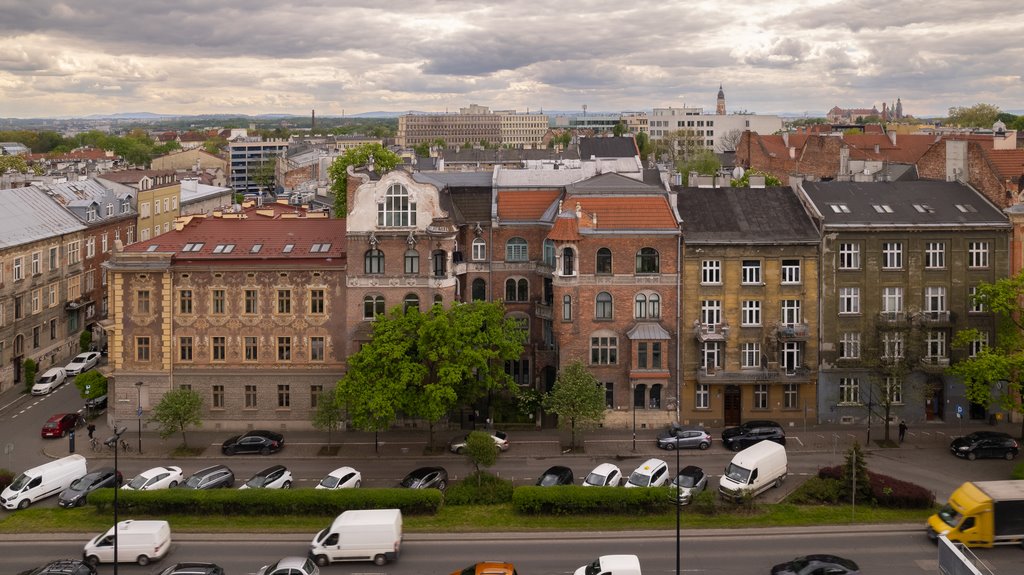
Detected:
left=671, top=465, right=708, bottom=505
left=657, top=424, right=712, bottom=450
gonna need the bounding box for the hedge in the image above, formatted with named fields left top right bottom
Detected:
left=445, top=472, right=513, bottom=505
left=513, top=485, right=672, bottom=515
left=88, top=487, right=442, bottom=516
left=816, top=466, right=934, bottom=508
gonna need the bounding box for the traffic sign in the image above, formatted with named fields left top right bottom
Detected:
left=956, top=404, right=964, bottom=415
left=137, top=406, right=143, bottom=417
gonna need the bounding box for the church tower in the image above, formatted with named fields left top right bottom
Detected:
left=716, top=85, right=726, bottom=115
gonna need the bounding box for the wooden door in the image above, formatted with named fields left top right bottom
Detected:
left=724, top=385, right=741, bottom=426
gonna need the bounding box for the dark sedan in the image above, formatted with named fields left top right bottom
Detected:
left=58, top=468, right=122, bottom=508
left=221, top=430, right=284, bottom=455
left=950, top=431, right=1019, bottom=460
left=400, top=466, right=448, bottom=490
left=536, top=465, right=574, bottom=486
left=721, top=420, right=786, bottom=451
left=771, top=554, right=860, bottom=575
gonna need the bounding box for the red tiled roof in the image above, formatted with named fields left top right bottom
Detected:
left=564, top=195, right=677, bottom=230
left=496, top=189, right=561, bottom=221
left=985, top=149, right=1024, bottom=181
left=547, top=212, right=583, bottom=241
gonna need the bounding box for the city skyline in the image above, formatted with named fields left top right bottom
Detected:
left=0, top=1, right=1021, bottom=119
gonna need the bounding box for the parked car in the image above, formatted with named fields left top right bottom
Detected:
left=771, top=555, right=860, bottom=575
left=657, top=424, right=712, bottom=450
left=450, top=562, right=518, bottom=575
left=32, top=367, right=68, bottom=395
left=721, top=420, right=786, bottom=452
left=58, top=468, right=122, bottom=508
left=316, top=466, right=362, bottom=490
left=156, top=563, right=224, bottom=575
left=221, top=430, right=284, bottom=455
left=950, top=431, right=1019, bottom=461
left=123, top=466, right=184, bottom=491
left=17, top=559, right=96, bottom=575
left=41, top=413, right=85, bottom=438
left=400, top=466, right=448, bottom=490
left=536, top=465, right=574, bottom=486
left=256, top=556, right=319, bottom=575
left=582, top=463, right=622, bottom=487
left=64, top=352, right=100, bottom=375
left=448, top=430, right=510, bottom=453
left=240, top=465, right=293, bottom=489
left=84, top=394, right=108, bottom=410
left=625, top=458, right=670, bottom=488
left=671, top=465, right=707, bottom=505
left=179, top=465, right=234, bottom=489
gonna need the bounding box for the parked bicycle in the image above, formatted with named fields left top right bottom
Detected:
left=90, top=437, right=100, bottom=452
left=120, top=439, right=132, bottom=453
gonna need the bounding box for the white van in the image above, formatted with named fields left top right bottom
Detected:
left=574, top=554, right=642, bottom=575
left=1, top=454, right=87, bottom=510
left=718, top=440, right=787, bottom=502
left=310, top=508, right=402, bottom=566
left=83, top=520, right=171, bottom=566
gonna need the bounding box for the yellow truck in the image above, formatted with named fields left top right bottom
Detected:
left=927, top=480, right=1024, bottom=548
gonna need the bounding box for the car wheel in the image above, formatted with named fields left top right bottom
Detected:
left=437, top=480, right=447, bottom=490
left=373, top=554, right=388, bottom=566
left=1006, top=451, right=1017, bottom=461
left=774, top=477, right=783, bottom=488
left=86, top=556, right=100, bottom=567
left=225, top=446, right=236, bottom=455
left=168, top=481, right=178, bottom=488
left=699, top=442, right=710, bottom=450
left=967, top=452, right=977, bottom=461
left=456, top=447, right=465, bottom=455
left=314, top=555, right=330, bottom=567
left=77, top=497, right=86, bottom=507
left=354, top=479, right=361, bottom=488
left=282, top=480, right=292, bottom=489
left=137, top=555, right=150, bottom=566
left=18, top=498, right=30, bottom=510
left=260, top=447, right=271, bottom=456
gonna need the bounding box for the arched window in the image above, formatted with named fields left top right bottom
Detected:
left=431, top=250, right=446, bottom=277
left=403, top=293, right=420, bottom=313
left=596, top=247, right=612, bottom=274
left=562, top=247, right=575, bottom=276
left=636, top=292, right=661, bottom=319
left=377, top=183, right=416, bottom=227
left=506, top=237, right=528, bottom=262
left=472, top=278, right=487, bottom=301
left=433, top=294, right=443, bottom=306
left=543, top=239, right=556, bottom=266
left=596, top=292, right=613, bottom=319
left=505, top=278, right=528, bottom=302
left=562, top=295, right=572, bottom=321
left=472, top=238, right=487, bottom=261
left=404, top=249, right=419, bottom=274
left=635, top=294, right=647, bottom=318
left=648, top=293, right=661, bottom=318
left=362, top=295, right=384, bottom=319
left=636, top=247, right=660, bottom=274
left=364, top=249, right=384, bottom=274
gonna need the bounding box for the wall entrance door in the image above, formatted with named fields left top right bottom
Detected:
left=724, top=385, right=741, bottom=426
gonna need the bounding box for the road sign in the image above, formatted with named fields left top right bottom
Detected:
left=956, top=405, right=964, bottom=416
left=137, top=406, right=143, bottom=417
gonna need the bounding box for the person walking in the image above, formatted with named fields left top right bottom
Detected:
left=87, top=423, right=96, bottom=439
left=898, top=420, right=908, bottom=444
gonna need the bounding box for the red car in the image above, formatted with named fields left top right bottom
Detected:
left=41, top=413, right=85, bottom=438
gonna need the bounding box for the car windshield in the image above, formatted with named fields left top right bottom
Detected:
left=938, top=504, right=963, bottom=528
left=184, top=475, right=205, bottom=488
left=538, top=474, right=562, bottom=486
left=628, top=471, right=651, bottom=487
left=584, top=472, right=607, bottom=486
left=583, top=559, right=603, bottom=575
left=725, top=463, right=751, bottom=484
left=44, top=422, right=58, bottom=429
left=127, top=475, right=150, bottom=490
left=245, top=475, right=269, bottom=488
left=401, top=476, right=423, bottom=488
left=69, top=476, right=92, bottom=490
left=9, top=473, right=30, bottom=491
left=38, top=375, right=56, bottom=383
left=673, top=474, right=698, bottom=488
left=320, top=475, right=341, bottom=489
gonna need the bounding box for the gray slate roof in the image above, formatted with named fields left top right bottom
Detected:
left=800, top=180, right=1009, bottom=228
left=578, top=136, right=638, bottom=159
left=0, top=186, right=87, bottom=249
left=566, top=172, right=664, bottom=195
left=677, top=186, right=819, bottom=244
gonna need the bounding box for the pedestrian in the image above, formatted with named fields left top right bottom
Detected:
left=87, top=423, right=96, bottom=439
left=898, top=420, right=908, bottom=444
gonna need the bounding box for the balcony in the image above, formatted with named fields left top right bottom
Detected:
left=694, top=320, right=730, bottom=342
left=775, top=322, right=810, bottom=341
left=920, top=356, right=951, bottom=372
left=877, top=311, right=911, bottom=327
left=695, top=365, right=813, bottom=384
left=534, top=301, right=553, bottom=321
left=916, top=310, right=956, bottom=327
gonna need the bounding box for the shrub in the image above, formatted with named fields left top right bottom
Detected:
left=787, top=476, right=843, bottom=505
left=690, top=489, right=719, bottom=515
left=1013, top=462, right=1024, bottom=480
left=0, top=469, right=13, bottom=492
left=23, top=358, right=37, bottom=391
left=445, top=472, right=513, bottom=505
left=816, top=465, right=933, bottom=508
left=513, top=485, right=671, bottom=515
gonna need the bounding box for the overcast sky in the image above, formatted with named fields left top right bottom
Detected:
left=1, top=1, right=1021, bottom=119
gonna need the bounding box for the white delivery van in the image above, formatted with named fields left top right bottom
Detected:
left=83, top=520, right=171, bottom=566
left=310, top=508, right=402, bottom=566
left=718, top=440, right=787, bottom=502
left=574, top=554, right=642, bottom=575
left=1, top=454, right=88, bottom=510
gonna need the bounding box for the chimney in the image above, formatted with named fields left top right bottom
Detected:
left=888, top=131, right=896, bottom=146
left=782, top=132, right=789, bottom=147
left=873, top=144, right=880, bottom=154
left=311, top=109, right=315, bottom=132
left=789, top=147, right=796, bottom=159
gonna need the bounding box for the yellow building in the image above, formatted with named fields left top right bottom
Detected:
left=96, top=170, right=181, bottom=242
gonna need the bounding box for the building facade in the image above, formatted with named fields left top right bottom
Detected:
left=227, top=139, right=290, bottom=194
left=397, top=105, right=547, bottom=149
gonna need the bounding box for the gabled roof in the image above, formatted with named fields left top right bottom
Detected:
left=564, top=195, right=678, bottom=231
left=565, top=172, right=664, bottom=195
left=548, top=210, right=583, bottom=241
left=677, top=187, right=819, bottom=244
left=0, top=186, right=87, bottom=249
left=496, top=189, right=561, bottom=221
left=578, top=136, right=638, bottom=159
left=984, top=149, right=1024, bottom=182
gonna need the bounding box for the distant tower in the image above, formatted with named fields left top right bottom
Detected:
left=895, top=98, right=903, bottom=119
left=716, top=85, right=726, bottom=115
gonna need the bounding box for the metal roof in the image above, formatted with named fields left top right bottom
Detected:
left=0, top=186, right=87, bottom=249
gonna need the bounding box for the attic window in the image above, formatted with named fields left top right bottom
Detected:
left=212, top=244, right=235, bottom=254
left=956, top=204, right=977, bottom=213
left=829, top=203, right=851, bottom=214
left=146, top=245, right=159, bottom=252
left=871, top=204, right=893, bottom=214
left=182, top=243, right=204, bottom=252
left=913, top=204, right=935, bottom=213
left=283, top=244, right=294, bottom=253
left=310, top=243, right=332, bottom=253
left=250, top=244, right=263, bottom=253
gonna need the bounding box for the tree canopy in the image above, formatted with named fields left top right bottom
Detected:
left=312, top=387, right=344, bottom=448
left=679, top=149, right=721, bottom=185
left=947, top=103, right=1001, bottom=128
left=74, top=371, right=108, bottom=399
left=730, top=169, right=782, bottom=187
left=327, top=142, right=401, bottom=216
left=463, top=431, right=499, bottom=481
left=542, top=361, right=606, bottom=449
left=150, top=388, right=204, bottom=448
left=0, top=155, right=31, bottom=174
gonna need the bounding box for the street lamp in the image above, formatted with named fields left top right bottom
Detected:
left=104, top=426, right=127, bottom=575
left=631, top=382, right=637, bottom=452
left=135, top=381, right=144, bottom=454
left=675, top=435, right=681, bottom=575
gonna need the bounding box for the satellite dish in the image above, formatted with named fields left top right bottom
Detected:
left=732, top=166, right=745, bottom=180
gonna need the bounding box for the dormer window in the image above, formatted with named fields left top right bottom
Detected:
left=182, top=243, right=204, bottom=252
left=310, top=243, right=332, bottom=253
left=212, top=244, right=235, bottom=254
left=283, top=244, right=294, bottom=253
left=250, top=244, right=263, bottom=253
left=829, top=203, right=851, bottom=214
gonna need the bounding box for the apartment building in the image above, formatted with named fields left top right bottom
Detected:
left=227, top=139, right=289, bottom=194
left=397, top=105, right=547, bottom=148
left=96, top=169, right=180, bottom=242
left=650, top=106, right=784, bottom=153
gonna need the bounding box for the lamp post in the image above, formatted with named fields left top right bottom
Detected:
left=631, top=382, right=637, bottom=452
left=104, top=426, right=127, bottom=575
left=675, top=435, right=681, bottom=575
left=135, top=381, right=144, bottom=454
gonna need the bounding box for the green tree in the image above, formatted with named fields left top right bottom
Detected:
left=252, top=156, right=277, bottom=195
left=730, top=169, right=783, bottom=187
left=862, top=322, right=925, bottom=443
left=949, top=273, right=1024, bottom=439
left=337, top=301, right=525, bottom=446
left=413, top=142, right=431, bottom=157
left=947, top=103, right=1001, bottom=128
left=203, top=136, right=228, bottom=154
left=79, top=331, right=93, bottom=353
left=150, top=388, right=203, bottom=448
left=22, top=358, right=37, bottom=392
left=74, top=371, right=108, bottom=400
left=542, top=361, right=606, bottom=450
left=840, top=442, right=872, bottom=504
left=327, top=143, right=401, bottom=216
left=312, top=387, right=345, bottom=448
left=464, top=430, right=499, bottom=484
left=678, top=149, right=721, bottom=186
left=635, top=131, right=652, bottom=162
left=612, top=122, right=627, bottom=137
left=0, top=155, right=31, bottom=174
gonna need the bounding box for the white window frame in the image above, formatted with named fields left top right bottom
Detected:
left=840, top=332, right=861, bottom=359
left=882, top=242, right=903, bottom=269
left=754, top=384, right=768, bottom=409
left=784, top=383, right=798, bottom=409
left=882, top=332, right=904, bottom=360
left=701, top=260, right=721, bottom=284
left=925, top=330, right=947, bottom=361
left=881, top=287, right=903, bottom=318
left=925, top=286, right=946, bottom=315
left=969, top=332, right=989, bottom=358
left=472, top=238, right=487, bottom=261
left=838, top=243, right=860, bottom=270
left=969, top=286, right=985, bottom=313
left=741, top=300, right=761, bottom=326
left=839, top=377, right=861, bottom=405
left=695, top=384, right=709, bottom=409
left=780, top=259, right=801, bottom=284
left=781, top=299, right=801, bottom=325
left=839, top=287, right=860, bottom=315
left=700, top=300, right=722, bottom=327
left=741, top=260, right=761, bottom=284
left=968, top=241, right=990, bottom=269
left=741, top=342, right=761, bottom=368
left=885, top=377, right=903, bottom=405
left=925, top=241, right=945, bottom=269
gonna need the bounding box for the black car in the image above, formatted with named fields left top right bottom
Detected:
left=721, top=420, right=786, bottom=452
left=221, top=430, right=284, bottom=455
left=180, top=465, right=235, bottom=489
left=85, top=394, right=108, bottom=410
left=536, top=465, right=574, bottom=486
left=400, top=466, right=448, bottom=490
left=157, top=563, right=225, bottom=575
left=17, top=560, right=96, bottom=575
left=950, top=431, right=1019, bottom=461
left=771, top=554, right=860, bottom=575
left=57, top=468, right=122, bottom=508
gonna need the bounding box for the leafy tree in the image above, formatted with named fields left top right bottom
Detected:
left=150, top=388, right=203, bottom=448
left=204, top=136, right=228, bottom=154
left=612, top=122, right=627, bottom=137
left=464, top=431, right=499, bottom=484
left=947, top=103, right=1001, bottom=128
left=22, top=358, right=37, bottom=392
left=312, top=387, right=344, bottom=448
left=635, top=131, right=652, bottom=162
left=678, top=149, right=721, bottom=185
left=730, top=169, right=782, bottom=187
left=252, top=156, right=278, bottom=195
left=74, top=371, right=107, bottom=400
left=840, top=442, right=872, bottom=504
left=0, top=155, right=30, bottom=174
left=653, top=129, right=705, bottom=169
left=542, top=361, right=606, bottom=450
left=79, top=331, right=93, bottom=353
left=949, top=273, right=1024, bottom=439
left=413, top=142, right=431, bottom=157
left=327, top=143, right=401, bottom=216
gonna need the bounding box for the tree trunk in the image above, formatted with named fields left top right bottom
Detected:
left=570, top=419, right=576, bottom=451
left=883, top=403, right=891, bottom=442
left=180, top=426, right=188, bottom=449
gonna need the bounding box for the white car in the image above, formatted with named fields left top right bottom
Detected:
left=447, top=430, right=510, bottom=453
left=582, top=463, right=622, bottom=487
left=240, top=465, right=293, bottom=489
left=315, top=466, right=361, bottom=489
left=64, top=352, right=100, bottom=375
left=257, top=556, right=320, bottom=575
left=625, top=458, right=670, bottom=488
left=31, top=367, right=68, bottom=395
left=122, top=466, right=184, bottom=491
